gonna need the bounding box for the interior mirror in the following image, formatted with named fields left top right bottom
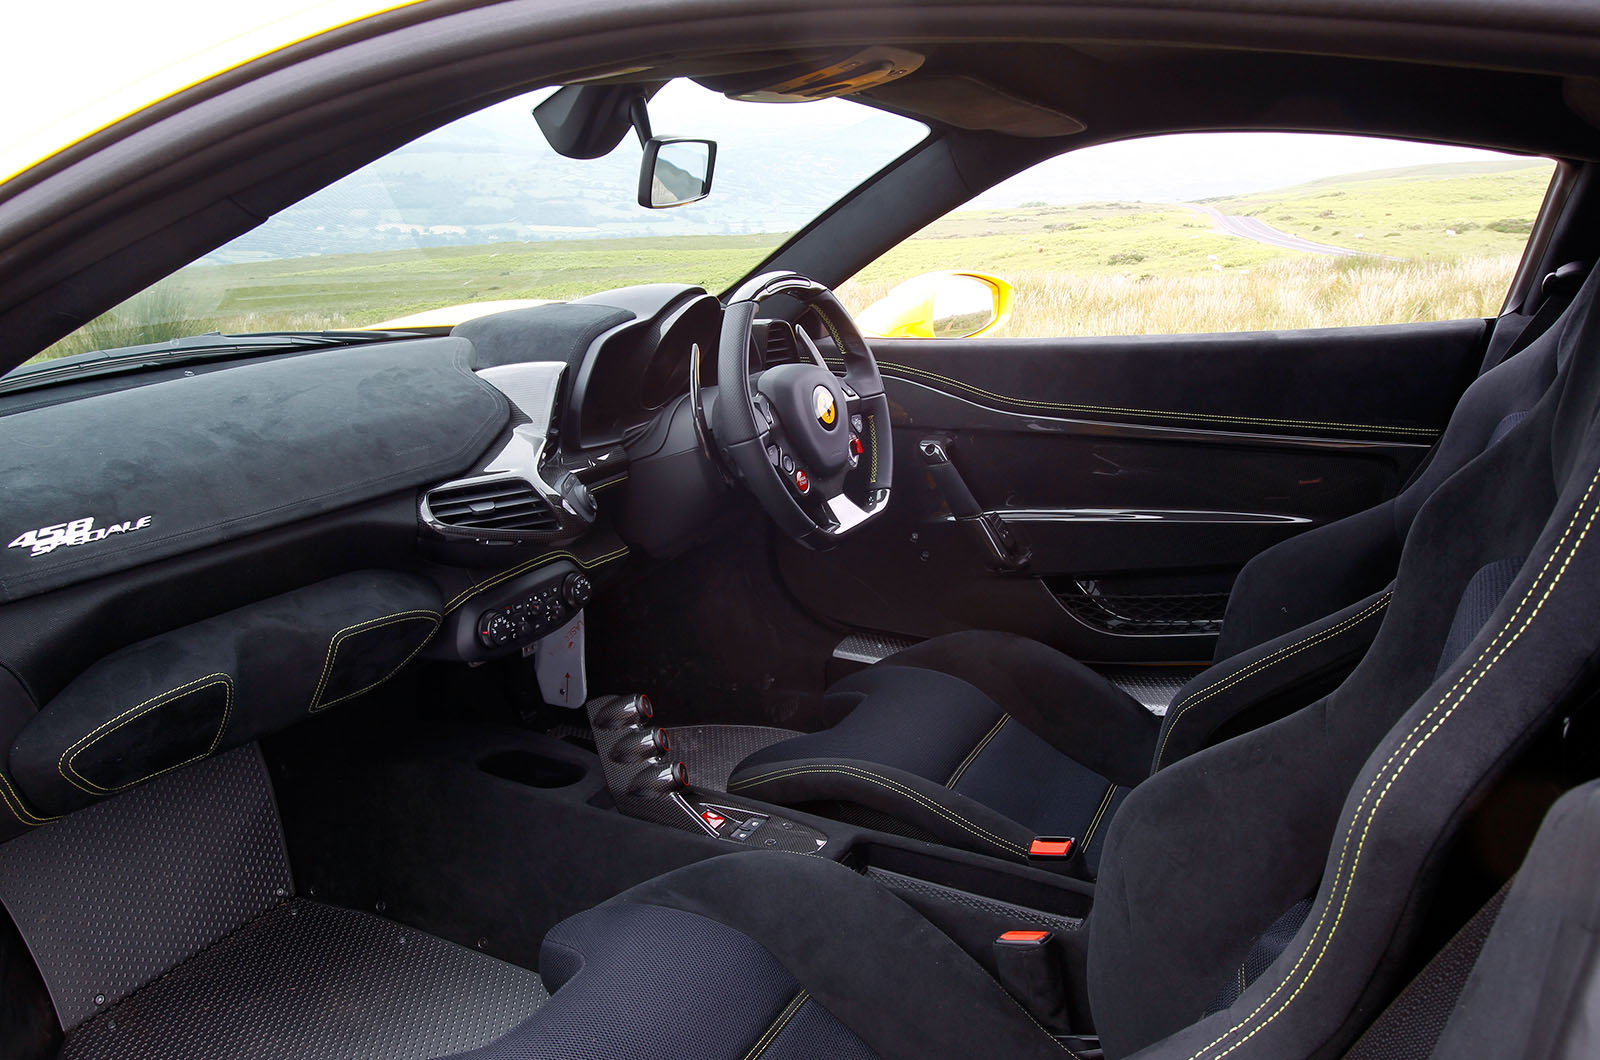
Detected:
left=856, top=271, right=1012, bottom=339
left=638, top=138, right=717, bottom=208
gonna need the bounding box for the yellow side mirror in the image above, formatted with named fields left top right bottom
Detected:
left=856, top=271, right=1012, bottom=340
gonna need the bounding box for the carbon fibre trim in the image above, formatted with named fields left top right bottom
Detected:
left=662, top=724, right=802, bottom=793
left=61, top=900, right=547, bottom=1060
left=1096, top=665, right=1208, bottom=716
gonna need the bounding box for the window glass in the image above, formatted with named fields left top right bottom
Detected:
left=839, top=133, right=1554, bottom=338
left=30, top=80, right=925, bottom=365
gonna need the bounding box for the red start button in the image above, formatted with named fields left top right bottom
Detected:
left=794, top=468, right=810, bottom=493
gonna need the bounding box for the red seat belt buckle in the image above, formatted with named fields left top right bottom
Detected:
left=1028, top=836, right=1075, bottom=860
left=998, top=929, right=1052, bottom=945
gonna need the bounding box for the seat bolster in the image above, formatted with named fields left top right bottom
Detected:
left=1214, top=503, right=1402, bottom=660
left=734, top=665, right=1008, bottom=785
left=598, top=852, right=1071, bottom=1060
left=727, top=755, right=1036, bottom=861
left=437, top=900, right=873, bottom=1060
left=1153, top=584, right=1395, bottom=772
left=878, top=631, right=1159, bottom=785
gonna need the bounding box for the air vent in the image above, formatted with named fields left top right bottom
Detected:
left=424, top=478, right=561, bottom=532
left=762, top=323, right=797, bottom=363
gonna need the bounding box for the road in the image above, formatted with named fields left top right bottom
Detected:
left=1187, top=204, right=1362, bottom=257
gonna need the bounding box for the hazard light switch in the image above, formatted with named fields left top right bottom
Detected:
left=700, top=810, right=727, bottom=831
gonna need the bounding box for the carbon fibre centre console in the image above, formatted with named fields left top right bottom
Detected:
left=585, top=692, right=829, bottom=854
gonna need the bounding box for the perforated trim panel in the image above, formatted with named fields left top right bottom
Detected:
left=0, top=745, right=292, bottom=1028
left=60, top=900, right=548, bottom=1060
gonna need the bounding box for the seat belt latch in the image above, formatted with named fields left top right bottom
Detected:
left=993, top=929, right=1074, bottom=1035
left=1028, top=836, right=1075, bottom=860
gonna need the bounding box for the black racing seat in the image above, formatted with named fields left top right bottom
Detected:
left=437, top=261, right=1600, bottom=1060
left=726, top=300, right=1578, bottom=872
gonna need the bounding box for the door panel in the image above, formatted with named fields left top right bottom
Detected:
left=783, top=319, right=1486, bottom=662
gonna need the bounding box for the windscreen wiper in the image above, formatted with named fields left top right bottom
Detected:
left=0, top=329, right=426, bottom=395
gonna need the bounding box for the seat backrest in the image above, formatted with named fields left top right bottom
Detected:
left=1212, top=323, right=1564, bottom=660
left=1087, top=266, right=1600, bottom=1060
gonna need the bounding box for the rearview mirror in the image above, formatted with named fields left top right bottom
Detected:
left=856, top=271, right=1013, bottom=339
left=638, top=138, right=717, bottom=208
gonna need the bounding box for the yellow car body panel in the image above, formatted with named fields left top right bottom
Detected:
left=854, top=270, right=1013, bottom=340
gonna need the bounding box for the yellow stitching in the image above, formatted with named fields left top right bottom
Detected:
left=0, top=770, right=57, bottom=826
left=743, top=990, right=808, bottom=1060
left=309, top=610, right=441, bottom=713
left=1154, top=593, right=1393, bottom=769
left=812, top=306, right=849, bottom=354
left=590, top=475, right=629, bottom=492
left=829, top=357, right=1439, bottom=438
left=946, top=714, right=1009, bottom=787
left=1186, top=465, right=1600, bottom=1060
left=1080, top=782, right=1120, bottom=850
left=443, top=545, right=629, bottom=614
left=730, top=763, right=1028, bottom=856
left=59, top=673, right=233, bottom=795
left=868, top=413, right=880, bottom=483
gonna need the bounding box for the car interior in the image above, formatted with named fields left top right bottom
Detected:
left=5, top=4, right=1600, bottom=1059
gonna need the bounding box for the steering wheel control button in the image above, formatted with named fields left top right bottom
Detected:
left=781, top=453, right=795, bottom=474
left=793, top=468, right=810, bottom=493
left=767, top=444, right=781, bottom=465
left=851, top=413, right=864, bottom=432
left=849, top=436, right=864, bottom=456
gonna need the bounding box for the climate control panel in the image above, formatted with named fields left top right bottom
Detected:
left=425, top=560, right=597, bottom=662
left=478, top=571, right=592, bottom=649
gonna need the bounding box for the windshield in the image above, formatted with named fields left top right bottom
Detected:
left=26, top=80, right=926, bottom=366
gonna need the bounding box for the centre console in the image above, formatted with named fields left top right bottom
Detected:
left=584, top=693, right=831, bottom=854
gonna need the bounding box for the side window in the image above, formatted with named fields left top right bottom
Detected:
left=839, top=133, right=1555, bottom=339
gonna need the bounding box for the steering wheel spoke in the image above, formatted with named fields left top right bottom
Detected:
left=708, top=271, right=894, bottom=547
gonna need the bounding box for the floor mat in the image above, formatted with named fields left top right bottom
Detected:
left=0, top=743, right=548, bottom=1059
left=662, top=724, right=801, bottom=792
left=0, top=745, right=293, bottom=1028
left=1095, top=665, right=1207, bottom=716
left=62, top=899, right=547, bottom=1060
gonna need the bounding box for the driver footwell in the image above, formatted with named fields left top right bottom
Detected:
left=0, top=746, right=548, bottom=1060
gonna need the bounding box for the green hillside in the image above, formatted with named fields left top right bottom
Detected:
left=1210, top=161, right=1550, bottom=260
left=33, top=158, right=1557, bottom=360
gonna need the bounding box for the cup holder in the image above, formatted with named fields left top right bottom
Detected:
left=480, top=750, right=587, bottom=789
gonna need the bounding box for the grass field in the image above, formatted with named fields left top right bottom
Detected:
left=32, top=159, right=1554, bottom=361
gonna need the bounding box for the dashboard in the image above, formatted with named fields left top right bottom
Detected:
left=0, top=282, right=817, bottom=687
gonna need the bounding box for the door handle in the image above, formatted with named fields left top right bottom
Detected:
left=918, top=438, right=1031, bottom=571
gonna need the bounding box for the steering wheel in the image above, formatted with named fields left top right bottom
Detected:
left=709, top=271, right=893, bottom=547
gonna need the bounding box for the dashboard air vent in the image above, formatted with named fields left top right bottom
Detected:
left=424, top=478, right=561, bottom=532
left=761, top=323, right=797, bottom=363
